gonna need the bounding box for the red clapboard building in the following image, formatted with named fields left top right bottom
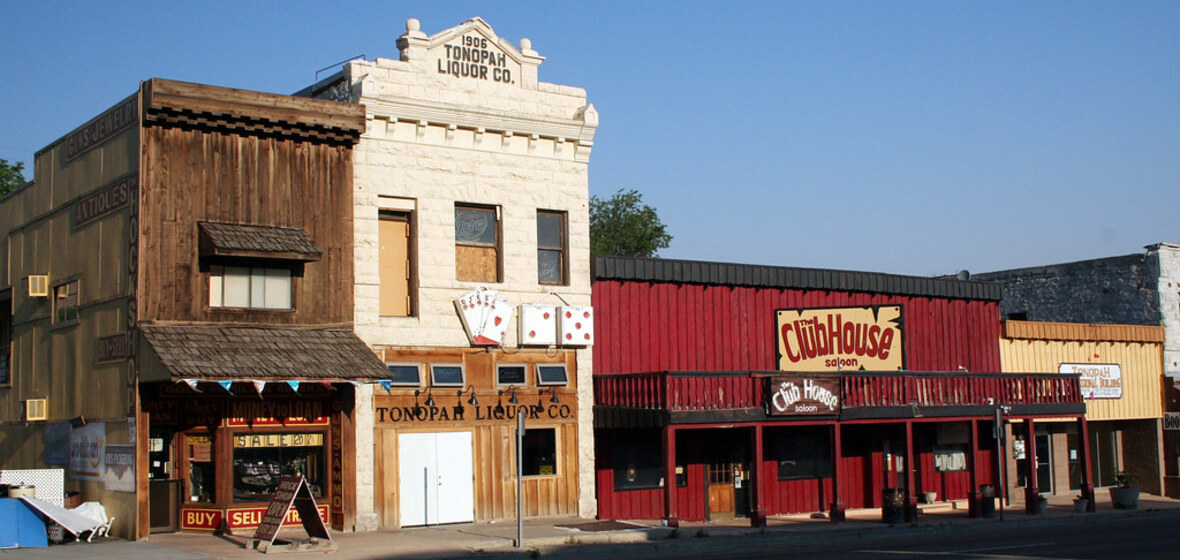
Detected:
left=591, top=256, right=1091, bottom=524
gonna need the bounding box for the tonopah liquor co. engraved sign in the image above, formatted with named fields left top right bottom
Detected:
left=776, top=306, right=904, bottom=371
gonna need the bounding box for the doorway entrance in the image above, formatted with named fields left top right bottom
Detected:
left=148, top=430, right=180, bottom=532
left=1034, top=432, right=1053, bottom=493
left=1089, top=424, right=1120, bottom=487
left=398, top=432, right=474, bottom=526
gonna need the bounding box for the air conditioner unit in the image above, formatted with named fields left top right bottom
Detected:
left=24, top=398, right=48, bottom=422
left=27, top=275, right=49, bottom=298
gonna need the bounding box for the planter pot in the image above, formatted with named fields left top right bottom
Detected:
left=1073, top=498, right=1089, bottom=513
left=1110, top=487, right=1140, bottom=510
left=1036, top=499, right=1047, bottom=514
left=920, top=491, right=937, bottom=504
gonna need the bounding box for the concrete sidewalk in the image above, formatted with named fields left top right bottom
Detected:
left=4, top=492, right=1179, bottom=559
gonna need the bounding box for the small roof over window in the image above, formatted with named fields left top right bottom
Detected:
left=198, top=221, right=322, bottom=262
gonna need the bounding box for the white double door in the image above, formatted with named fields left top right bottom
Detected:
left=398, top=431, right=474, bottom=526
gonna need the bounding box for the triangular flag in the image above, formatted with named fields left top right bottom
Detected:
left=287, top=381, right=301, bottom=393
left=182, top=379, right=201, bottom=392
left=346, top=380, right=363, bottom=387
left=320, top=381, right=335, bottom=391
left=378, top=380, right=393, bottom=393
left=252, top=380, right=266, bottom=397
left=218, top=380, right=233, bottom=393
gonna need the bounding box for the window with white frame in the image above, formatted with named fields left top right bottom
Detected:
left=386, top=364, right=421, bottom=386
left=536, top=364, right=569, bottom=386
left=209, top=265, right=292, bottom=310
left=430, top=364, right=464, bottom=387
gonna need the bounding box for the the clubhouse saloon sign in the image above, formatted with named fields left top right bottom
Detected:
left=767, top=376, right=841, bottom=416
left=776, top=306, right=904, bottom=371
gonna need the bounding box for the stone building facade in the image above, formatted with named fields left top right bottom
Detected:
left=302, top=17, right=598, bottom=529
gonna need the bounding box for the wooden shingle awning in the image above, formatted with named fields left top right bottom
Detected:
left=198, top=222, right=322, bottom=262
left=139, top=324, right=388, bottom=381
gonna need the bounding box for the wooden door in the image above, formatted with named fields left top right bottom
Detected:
left=707, top=463, right=735, bottom=519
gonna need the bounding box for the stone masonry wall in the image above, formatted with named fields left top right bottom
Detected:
left=974, top=252, right=1160, bottom=325
left=339, top=18, right=598, bottom=526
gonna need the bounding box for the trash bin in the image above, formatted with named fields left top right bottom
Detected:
left=979, top=484, right=996, bottom=518
left=882, top=488, right=905, bottom=524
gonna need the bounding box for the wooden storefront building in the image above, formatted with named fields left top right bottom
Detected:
left=1000, top=320, right=1166, bottom=497
left=0, top=78, right=389, bottom=539
left=591, top=256, right=1092, bottom=523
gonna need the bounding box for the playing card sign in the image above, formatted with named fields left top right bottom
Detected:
left=455, top=287, right=514, bottom=346
left=559, top=306, right=594, bottom=346
left=519, top=305, right=558, bottom=346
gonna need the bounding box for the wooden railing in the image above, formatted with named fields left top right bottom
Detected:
left=594, top=371, right=1082, bottom=411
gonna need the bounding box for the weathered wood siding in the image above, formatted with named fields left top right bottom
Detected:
left=592, top=281, right=1002, bottom=375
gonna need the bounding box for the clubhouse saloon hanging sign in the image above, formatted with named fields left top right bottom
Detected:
left=767, top=376, right=841, bottom=416
left=776, top=306, right=904, bottom=371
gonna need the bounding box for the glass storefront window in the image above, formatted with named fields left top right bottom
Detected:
left=232, top=432, right=326, bottom=503
left=186, top=433, right=215, bottom=503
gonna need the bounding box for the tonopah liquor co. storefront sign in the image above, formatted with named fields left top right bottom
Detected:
left=776, top=306, right=904, bottom=371
left=767, top=376, right=841, bottom=416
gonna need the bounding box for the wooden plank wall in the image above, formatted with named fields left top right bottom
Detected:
left=592, top=280, right=1003, bottom=375
left=139, top=123, right=355, bottom=325
left=371, top=348, right=580, bottom=528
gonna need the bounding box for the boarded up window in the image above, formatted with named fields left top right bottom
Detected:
left=537, top=210, right=567, bottom=285
left=379, top=211, right=412, bottom=316
left=455, top=205, right=499, bottom=283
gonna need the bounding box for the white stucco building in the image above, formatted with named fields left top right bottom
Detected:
left=303, top=17, right=598, bottom=529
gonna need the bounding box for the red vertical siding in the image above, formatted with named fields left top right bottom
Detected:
left=593, top=281, right=1002, bottom=374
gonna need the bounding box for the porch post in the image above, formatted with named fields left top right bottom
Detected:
left=1078, top=415, right=1094, bottom=512
left=968, top=419, right=979, bottom=517
left=663, top=426, right=679, bottom=526
left=751, top=424, right=765, bottom=527
left=1025, top=418, right=1039, bottom=514
left=904, top=420, right=917, bottom=522
left=831, top=422, right=844, bottom=522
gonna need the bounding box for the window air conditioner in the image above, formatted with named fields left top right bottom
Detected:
left=27, top=275, right=49, bottom=298
left=25, top=398, right=48, bottom=421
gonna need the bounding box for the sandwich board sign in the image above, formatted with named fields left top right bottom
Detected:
left=247, top=476, right=333, bottom=553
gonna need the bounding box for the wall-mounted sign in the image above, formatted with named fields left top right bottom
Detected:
left=519, top=304, right=557, bottom=345
left=1165, top=412, right=1180, bottom=431
left=455, top=287, right=513, bottom=346
left=95, top=332, right=130, bottom=364
left=73, top=175, right=135, bottom=229
left=767, top=376, right=841, bottom=416
left=104, top=444, right=135, bottom=492
left=776, top=306, right=903, bottom=371
left=374, top=401, right=573, bottom=425
left=69, top=422, right=106, bottom=481
left=65, top=95, right=138, bottom=162
left=559, top=306, right=594, bottom=346
left=227, top=401, right=328, bottom=427
left=1060, top=363, right=1122, bottom=399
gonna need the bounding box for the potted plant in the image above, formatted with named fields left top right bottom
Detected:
left=1109, top=471, right=1139, bottom=510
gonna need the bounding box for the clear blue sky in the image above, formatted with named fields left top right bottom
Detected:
left=2, top=1, right=1177, bottom=276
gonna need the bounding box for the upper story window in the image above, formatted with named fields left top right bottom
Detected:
left=430, top=364, right=465, bottom=387
left=53, top=280, right=79, bottom=325
left=537, top=210, right=568, bottom=285
left=379, top=208, right=414, bottom=317
left=209, top=266, right=291, bottom=310
left=387, top=364, right=421, bottom=387
left=455, top=204, right=500, bottom=283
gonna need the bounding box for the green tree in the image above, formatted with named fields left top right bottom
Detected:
left=589, top=189, right=672, bottom=257
left=0, top=159, right=27, bottom=197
